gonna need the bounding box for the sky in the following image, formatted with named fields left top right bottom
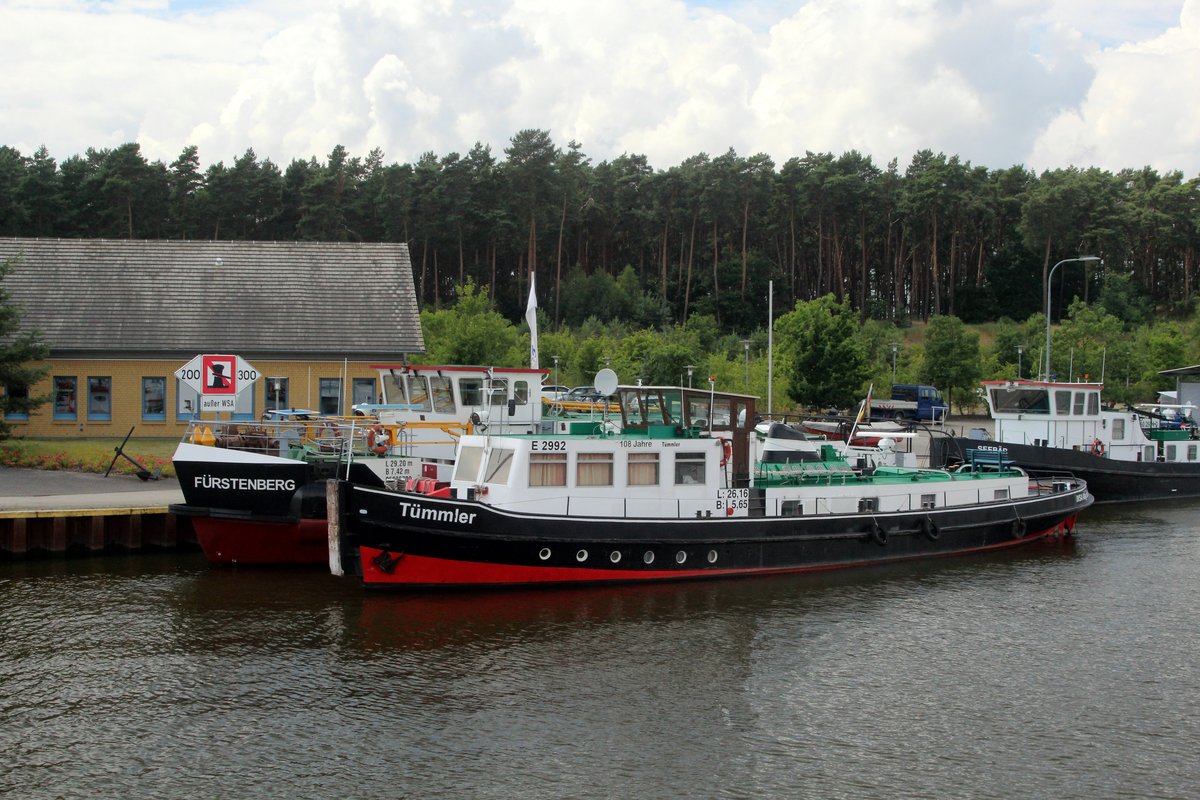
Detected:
left=2, top=0, right=1198, bottom=176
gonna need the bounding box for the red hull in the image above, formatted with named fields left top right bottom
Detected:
left=193, top=517, right=329, bottom=566
left=358, top=515, right=1077, bottom=588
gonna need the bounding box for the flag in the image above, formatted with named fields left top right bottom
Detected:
left=855, top=384, right=873, bottom=425
left=526, top=272, right=539, bottom=369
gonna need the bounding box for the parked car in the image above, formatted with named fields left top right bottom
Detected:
left=541, top=384, right=568, bottom=401
left=564, top=386, right=605, bottom=402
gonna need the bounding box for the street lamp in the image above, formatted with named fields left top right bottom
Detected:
left=890, top=343, right=899, bottom=384
left=685, top=365, right=695, bottom=388
left=1016, top=345, right=1024, bottom=380
left=551, top=355, right=560, bottom=389
left=1044, top=256, right=1100, bottom=380
left=741, top=340, right=751, bottom=386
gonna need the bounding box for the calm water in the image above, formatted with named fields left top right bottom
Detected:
left=3, top=502, right=1199, bottom=800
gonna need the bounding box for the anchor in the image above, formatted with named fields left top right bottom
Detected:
left=104, top=426, right=161, bottom=481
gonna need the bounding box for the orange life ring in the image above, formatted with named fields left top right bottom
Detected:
left=366, top=425, right=389, bottom=456
left=1091, top=438, right=1106, bottom=457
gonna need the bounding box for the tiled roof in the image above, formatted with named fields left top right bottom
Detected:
left=0, top=238, right=424, bottom=359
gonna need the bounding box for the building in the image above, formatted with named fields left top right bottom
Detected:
left=0, top=238, right=423, bottom=438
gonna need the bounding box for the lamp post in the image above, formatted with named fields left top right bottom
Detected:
left=890, top=343, right=899, bottom=384
left=551, top=355, right=560, bottom=389
left=1016, top=345, right=1024, bottom=380
left=685, top=365, right=695, bottom=388
left=741, top=340, right=751, bottom=386
left=1044, top=256, right=1100, bottom=380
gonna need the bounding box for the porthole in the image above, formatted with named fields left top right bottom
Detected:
left=643, top=551, right=655, bottom=565
left=610, top=551, right=622, bottom=564
left=675, top=551, right=687, bottom=564
left=576, top=549, right=588, bottom=562
left=707, top=550, right=718, bottom=564
left=538, top=548, right=551, bottom=561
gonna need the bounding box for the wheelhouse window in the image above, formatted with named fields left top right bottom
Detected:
left=1055, top=391, right=1072, bottom=415
left=991, top=387, right=1050, bottom=414
left=460, top=378, right=484, bottom=407
left=265, top=377, right=289, bottom=411
left=1073, top=393, right=1086, bottom=415
left=141, top=377, right=166, bottom=421
left=628, top=452, right=660, bottom=486
left=514, top=380, right=529, bottom=404
left=319, top=378, right=341, bottom=415
left=406, top=376, right=432, bottom=411
left=577, top=452, right=613, bottom=486
left=1088, top=393, right=1099, bottom=414
left=483, top=447, right=515, bottom=484
left=454, top=446, right=485, bottom=483
left=87, top=376, right=112, bottom=421
left=530, top=452, right=567, bottom=487
left=674, top=452, right=706, bottom=485
left=489, top=378, right=509, bottom=406
left=53, top=376, right=77, bottom=421
left=430, top=377, right=455, bottom=413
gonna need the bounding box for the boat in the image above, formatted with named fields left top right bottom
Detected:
left=170, top=364, right=569, bottom=565
left=328, top=380, right=1092, bottom=589
left=798, top=416, right=914, bottom=448
left=929, top=379, right=1200, bottom=504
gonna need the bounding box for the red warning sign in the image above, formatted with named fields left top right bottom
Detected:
left=202, top=354, right=237, bottom=395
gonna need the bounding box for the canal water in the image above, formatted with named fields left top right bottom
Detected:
left=3, top=500, right=1199, bottom=800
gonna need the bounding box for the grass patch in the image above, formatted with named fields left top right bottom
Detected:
left=0, top=437, right=178, bottom=478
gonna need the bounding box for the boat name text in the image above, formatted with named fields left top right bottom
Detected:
left=194, top=476, right=297, bottom=491
left=396, top=501, right=477, bottom=525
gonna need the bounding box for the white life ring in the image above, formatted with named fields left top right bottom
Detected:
left=367, top=425, right=389, bottom=456
left=1091, top=438, right=1106, bottom=457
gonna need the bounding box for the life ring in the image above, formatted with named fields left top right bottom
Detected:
left=1091, top=439, right=1106, bottom=457
left=367, top=425, right=389, bottom=456
left=922, top=517, right=940, bottom=541
left=869, top=522, right=887, bottom=546
left=721, top=439, right=732, bottom=467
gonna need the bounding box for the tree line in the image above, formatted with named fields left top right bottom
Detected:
left=1, top=131, right=1199, bottom=335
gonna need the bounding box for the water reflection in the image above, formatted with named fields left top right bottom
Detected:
left=4, top=507, right=1200, bottom=799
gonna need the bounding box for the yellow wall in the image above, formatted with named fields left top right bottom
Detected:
left=6, top=357, right=387, bottom=439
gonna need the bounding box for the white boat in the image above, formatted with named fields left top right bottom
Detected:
left=330, top=382, right=1092, bottom=589
left=170, top=364, right=579, bottom=565
left=931, top=379, right=1200, bottom=503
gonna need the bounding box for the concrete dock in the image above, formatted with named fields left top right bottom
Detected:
left=0, top=467, right=192, bottom=557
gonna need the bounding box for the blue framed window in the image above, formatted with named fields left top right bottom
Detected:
left=4, top=384, right=29, bottom=421
left=177, top=378, right=199, bottom=420
left=53, top=376, right=78, bottom=421
left=319, top=378, right=341, bottom=415
left=352, top=377, right=376, bottom=407
left=265, top=377, right=289, bottom=412
left=87, top=376, right=113, bottom=421
left=142, top=377, right=166, bottom=421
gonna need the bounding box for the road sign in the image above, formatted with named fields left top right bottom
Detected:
left=175, top=354, right=259, bottom=396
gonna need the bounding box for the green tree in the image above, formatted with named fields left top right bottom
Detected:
left=775, top=294, right=868, bottom=410
left=416, top=280, right=524, bottom=366
left=0, top=257, right=51, bottom=438
left=920, top=315, right=980, bottom=412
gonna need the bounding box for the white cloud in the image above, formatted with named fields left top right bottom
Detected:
left=0, top=0, right=1196, bottom=176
